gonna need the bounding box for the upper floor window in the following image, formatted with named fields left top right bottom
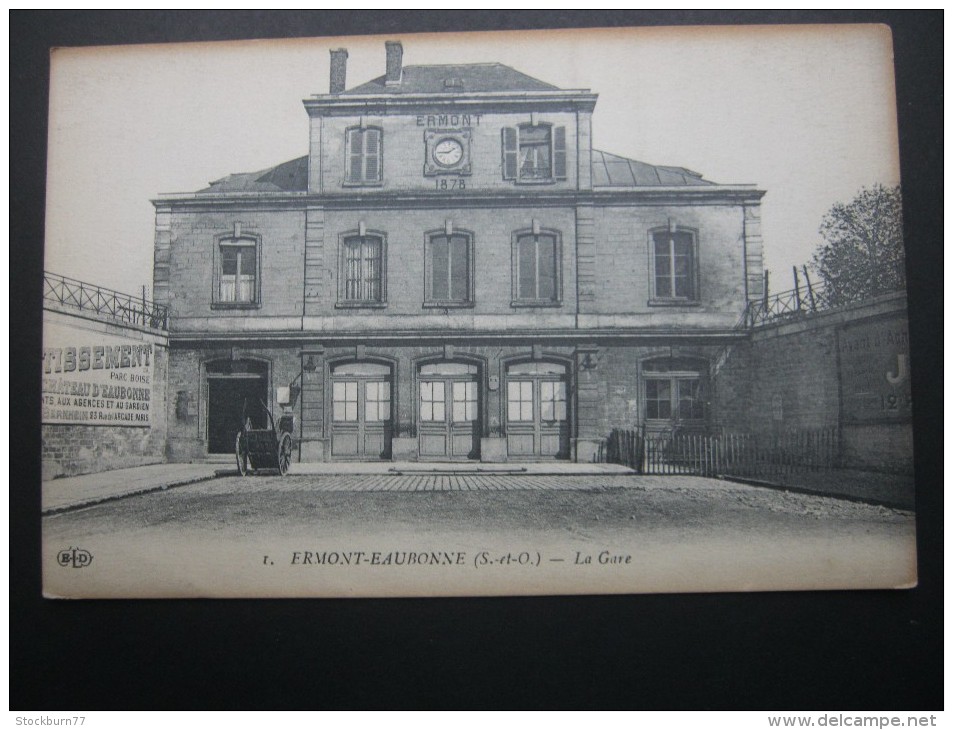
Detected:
left=502, top=123, right=567, bottom=183
left=339, top=233, right=385, bottom=306
left=651, top=228, right=698, bottom=303
left=425, top=231, right=473, bottom=306
left=512, top=230, right=561, bottom=306
left=345, top=126, right=382, bottom=185
left=213, top=233, right=260, bottom=308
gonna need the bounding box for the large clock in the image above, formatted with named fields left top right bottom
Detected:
left=433, top=138, right=464, bottom=167
left=423, top=129, right=472, bottom=176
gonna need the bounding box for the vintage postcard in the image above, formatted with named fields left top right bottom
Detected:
left=41, top=25, right=916, bottom=598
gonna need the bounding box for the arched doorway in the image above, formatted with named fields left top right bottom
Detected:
left=418, top=361, right=481, bottom=460
left=206, top=359, right=269, bottom=454
left=505, top=361, right=570, bottom=460
left=329, top=361, right=393, bottom=460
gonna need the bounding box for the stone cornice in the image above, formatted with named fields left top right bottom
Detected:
left=302, top=90, right=599, bottom=116
left=152, top=186, right=765, bottom=211
left=168, top=328, right=750, bottom=345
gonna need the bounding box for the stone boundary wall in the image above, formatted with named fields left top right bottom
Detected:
left=42, top=307, right=169, bottom=480
left=711, top=292, right=912, bottom=474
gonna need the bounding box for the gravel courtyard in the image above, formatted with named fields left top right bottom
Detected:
left=43, top=474, right=917, bottom=598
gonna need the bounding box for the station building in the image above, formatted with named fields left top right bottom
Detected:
left=154, top=41, right=765, bottom=464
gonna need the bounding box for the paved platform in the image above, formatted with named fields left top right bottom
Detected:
left=42, top=463, right=221, bottom=514
left=42, top=460, right=634, bottom=513
left=285, top=461, right=635, bottom=476
left=223, top=472, right=676, bottom=492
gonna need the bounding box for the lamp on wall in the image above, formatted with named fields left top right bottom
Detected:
left=303, top=355, right=318, bottom=372
left=578, top=347, right=599, bottom=371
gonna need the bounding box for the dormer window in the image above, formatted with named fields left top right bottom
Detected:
left=501, top=123, right=567, bottom=184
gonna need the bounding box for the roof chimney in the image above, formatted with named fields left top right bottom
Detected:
left=385, top=41, right=403, bottom=86
left=329, top=48, right=348, bottom=94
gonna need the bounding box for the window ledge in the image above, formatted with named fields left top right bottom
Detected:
left=422, top=301, right=475, bottom=309
left=335, top=301, right=388, bottom=309
left=210, top=302, right=261, bottom=310
left=341, top=180, right=384, bottom=188
left=512, top=178, right=559, bottom=185
left=510, top=300, right=563, bottom=309
left=647, top=298, right=702, bottom=307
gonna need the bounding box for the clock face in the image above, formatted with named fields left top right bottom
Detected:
left=433, top=138, right=464, bottom=167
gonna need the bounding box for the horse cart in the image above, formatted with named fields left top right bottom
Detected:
left=235, top=399, right=294, bottom=476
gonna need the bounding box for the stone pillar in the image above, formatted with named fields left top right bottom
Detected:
left=481, top=348, right=507, bottom=462
left=390, top=350, right=417, bottom=460
left=576, top=204, right=596, bottom=310
left=744, top=203, right=765, bottom=302
left=576, top=110, right=593, bottom=190
left=153, top=205, right=172, bottom=308
left=573, top=345, right=604, bottom=463
left=299, top=347, right=325, bottom=462
left=304, top=206, right=325, bottom=314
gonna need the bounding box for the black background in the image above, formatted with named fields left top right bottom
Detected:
left=11, top=11, right=942, bottom=710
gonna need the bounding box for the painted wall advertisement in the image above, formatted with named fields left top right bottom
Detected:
left=838, top=314, right=912, bottom=423
left=41, top=321, right=154, bottom=427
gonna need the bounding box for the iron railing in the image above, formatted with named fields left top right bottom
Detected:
left=743, top=279, right=834, bottom=328
left=596, top=425, right=840, bottom=478
left=43, top=271, right=168, bottom=330
left=742, top=264, right=906, bottom=329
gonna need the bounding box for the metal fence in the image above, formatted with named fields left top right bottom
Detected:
left=743, top=270, right=834, bottom=328
left=741, top=266, right=906, bottom=329
left=44, top=271, right=168, bottom=330
left=597, top=426, right=840, bottom=479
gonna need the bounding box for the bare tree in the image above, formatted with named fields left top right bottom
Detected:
left=811, top=184, right=905, bottom=305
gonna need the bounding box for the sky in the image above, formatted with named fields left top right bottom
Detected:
left=44, top=25, right=900, bottom=297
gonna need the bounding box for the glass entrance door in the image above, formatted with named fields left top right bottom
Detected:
left=505, top=361, right=570, bottom=459
left=418, top=362, right=480, bottom=460
left=330, top=362, right=393, bottom=460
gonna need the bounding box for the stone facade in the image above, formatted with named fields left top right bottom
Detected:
left=154, top=41, right=764, bottom=463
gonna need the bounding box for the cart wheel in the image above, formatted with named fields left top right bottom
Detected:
left=278, top=432, right=293, bottom=476
left=235, top=431, right=248, bottom=476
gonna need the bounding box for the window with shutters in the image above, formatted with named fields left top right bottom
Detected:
left=337, top=233, right=386, bottom=307
left=501, top=123, right=567, bottom=184
left=649, top=227, right=699, bottom=304
left=212, top=234, right=260, bottom=309
left=424, top=230, right=473, bottom=307
left=511, top=229, right=562, bottom=306
left=344, top=126, right=382, bottom=185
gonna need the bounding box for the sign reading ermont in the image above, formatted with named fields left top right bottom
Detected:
left=838, top=314, right=912, bottom=423
left=41, top=321, right=154, bottom=427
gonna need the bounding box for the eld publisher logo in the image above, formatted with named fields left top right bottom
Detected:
left=57, top=547, right=93, bottom=569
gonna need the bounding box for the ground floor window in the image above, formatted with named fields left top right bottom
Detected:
left=642, top=358, right=708, bottom=427
left=644, top=377, right=704, bottom=421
